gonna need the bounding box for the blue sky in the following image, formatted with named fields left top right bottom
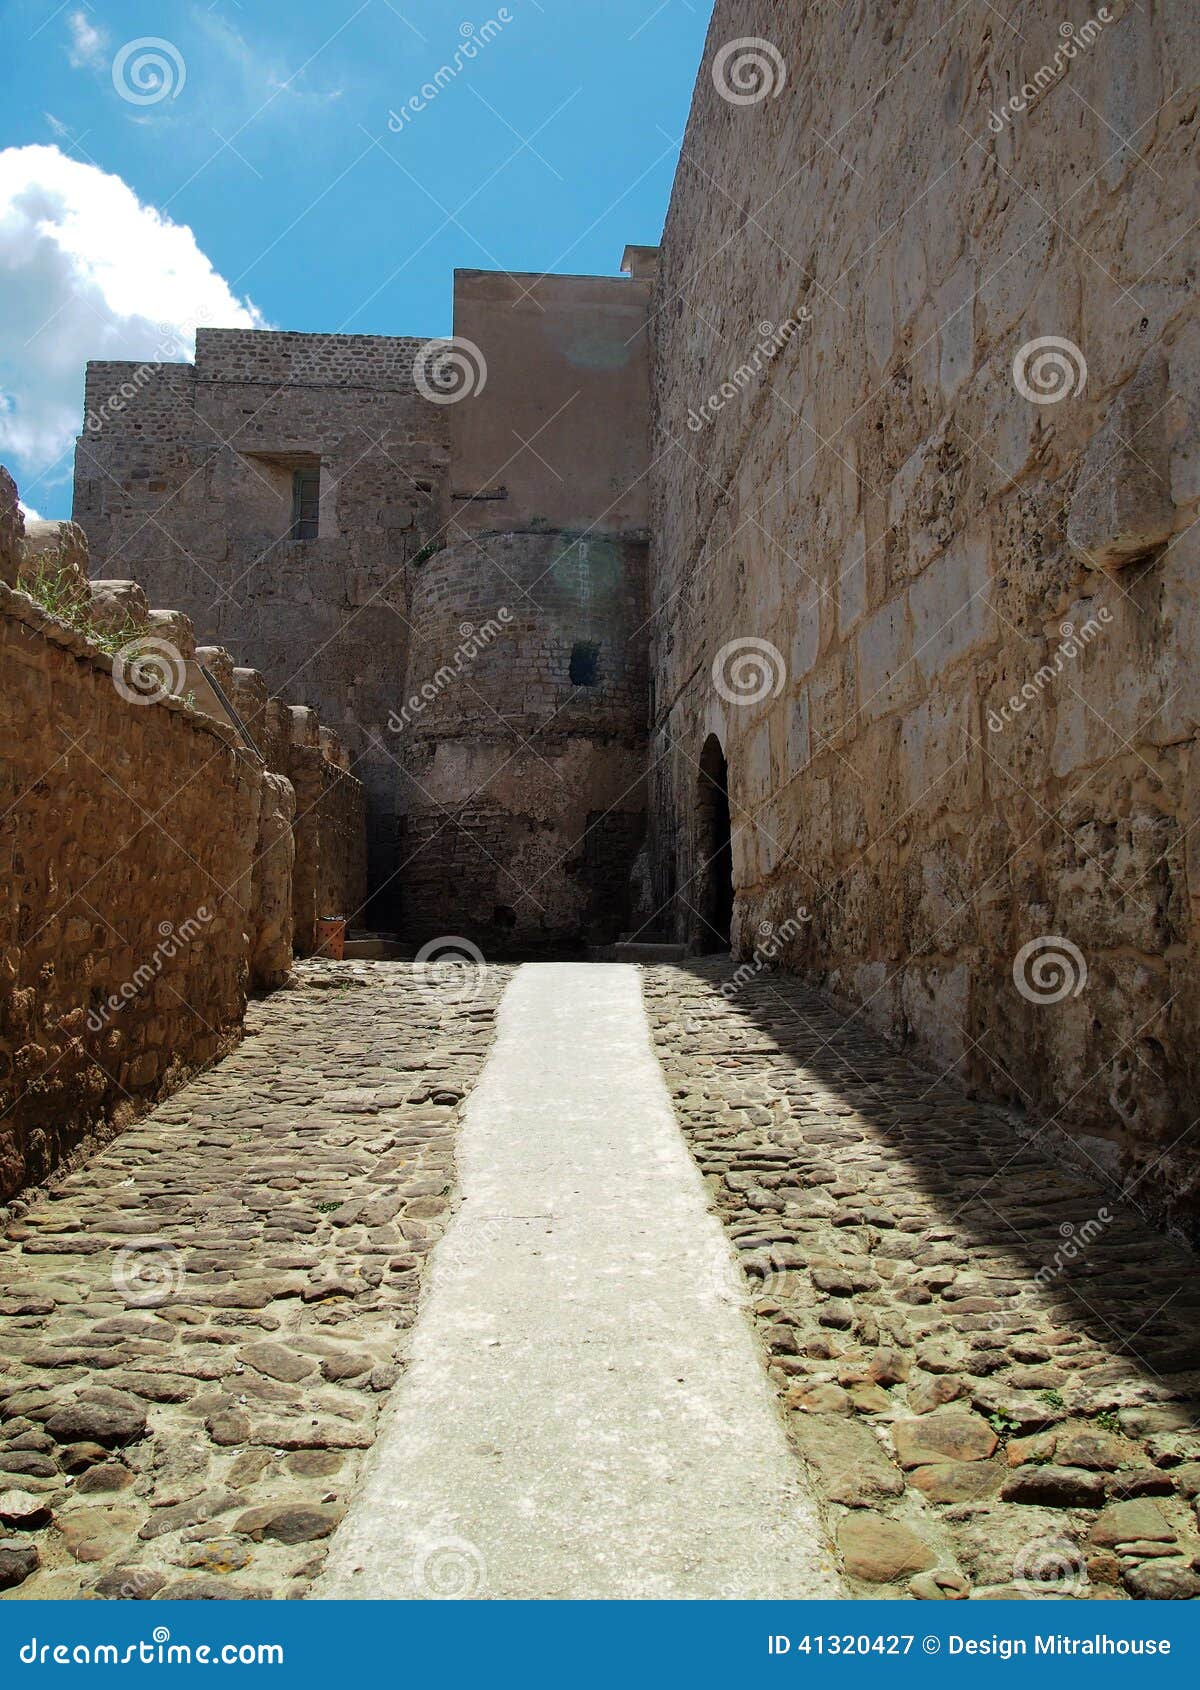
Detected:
left=0, top=0, right=711, bottom=514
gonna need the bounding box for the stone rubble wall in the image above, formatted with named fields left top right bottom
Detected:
left=0, top=469, right=366, bottom=1200
left=312, top=764, right=369, bottom=938
left=285, top=709, right=369, bottom=954
left=227, top=687, right=368, bottom=956
left=0, top=578, right=258, bottom=1202
left=648, top=0, right=1200, bottom=1232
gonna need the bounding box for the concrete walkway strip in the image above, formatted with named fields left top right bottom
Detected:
left=314, top=962, right=842, bottom=1600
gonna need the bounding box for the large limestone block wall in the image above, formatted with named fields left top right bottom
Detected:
left=648, top=1, right=1199, bottom=1230
left=72, top=329, right=451, bottom=908
left=399, top=530, right=649, bottom=950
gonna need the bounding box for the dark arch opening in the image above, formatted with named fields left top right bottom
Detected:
left=695, top=734, right=733, bottom=953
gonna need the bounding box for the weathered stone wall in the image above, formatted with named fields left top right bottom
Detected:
left=399, top=530, right=649, bottom=949
left=0, top=576, right=260, bottom=1200
left=313, top=765, right=369, bottom=936
left=0, top=470, right=368, bottom=1198
left=648, top=1, right=1199, bottom=1229
left=285, top=710, right=369, bottom=954
left=71, top=276, right=656, bottom=949
left=73, top=330, right=450, bottom=910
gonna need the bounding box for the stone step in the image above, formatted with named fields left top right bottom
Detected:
left=612, top=941, right=688, bottom=964
left=343, top=932, right=410, bottom=961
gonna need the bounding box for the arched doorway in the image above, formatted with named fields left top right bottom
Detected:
left=695, top=734, right=733, bottom=952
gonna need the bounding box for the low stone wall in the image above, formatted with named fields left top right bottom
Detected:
left=314, top=764, right=369, bottom=938
left=283, top=709, right=368, bottom=953
left=0, top=469, right=368, bottom=1200
left=0, top=576, right=260, bottom=1199
left=224, top=686, right=367, bottom=956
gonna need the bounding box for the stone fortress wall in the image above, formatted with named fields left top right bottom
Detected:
left=73, top=330, right=451, bottom=912
left=75, top=266, right=656, bottom=951
left=646, top=0, right=1200, bottom=1230
left=0, top=468, right=365, bottom=1202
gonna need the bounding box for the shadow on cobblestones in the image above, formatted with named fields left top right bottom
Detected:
left=644, top=960, right=1200, bottom=1601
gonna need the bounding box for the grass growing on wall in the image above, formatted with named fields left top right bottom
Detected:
left=21, top=562, right=146, bottom=657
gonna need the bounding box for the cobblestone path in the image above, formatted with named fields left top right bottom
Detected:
left=0, top=960, right=509, bottom=1600
left=2, top=958, right=1198, bottom=1602
left=317, top=964, right=839, bottom=1600
left=643, top=962, right=1200, bottom=1601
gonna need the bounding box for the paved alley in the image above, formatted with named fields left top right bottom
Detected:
left=315, top=964, right=840, bottom=1600
left=1, top=958, right=1198, bottom=1601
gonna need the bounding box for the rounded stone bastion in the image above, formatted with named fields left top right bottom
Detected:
left=395, top=528, right=650, bottom=952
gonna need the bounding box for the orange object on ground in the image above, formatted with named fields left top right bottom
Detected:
left=315, top=916, right=346, bottom=960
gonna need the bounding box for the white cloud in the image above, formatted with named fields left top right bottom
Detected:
left=66, top=9, right=109, bottom=71
left=18, top=501, right=42, bottom=522
left=192, top=7, right=344, bottom=107
left=0, top=144, right=266, bottom=494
